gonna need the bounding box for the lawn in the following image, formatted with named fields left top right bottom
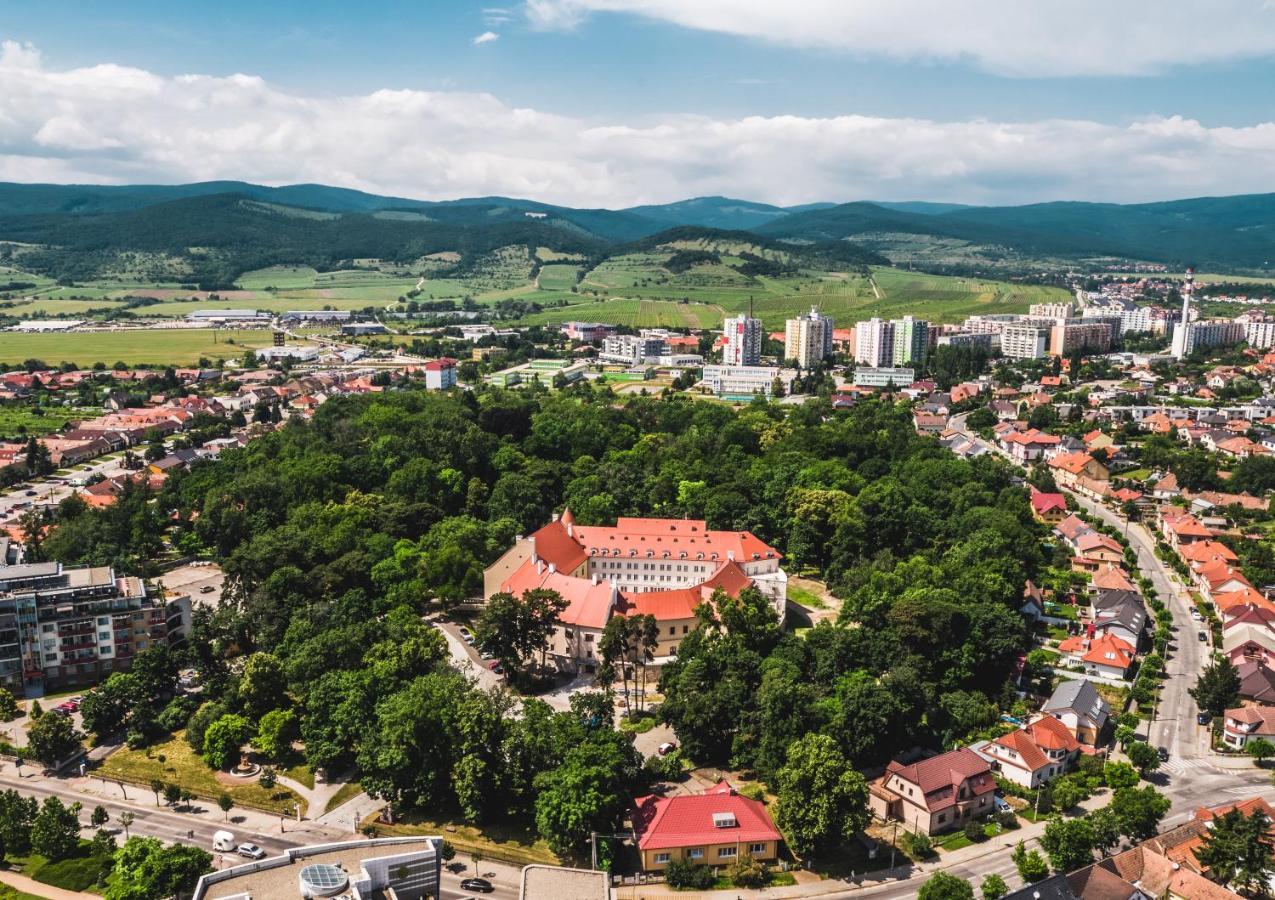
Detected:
left=323, top=780, right=364, bottom=815
left=365, top=811, right=559, bottom=866
left=786, top=585, right=826, bottom=610
left=97, top=731, right=307, bottom=816
left=7, top=840, right=112, bottom=893
left=536, top=264, right=582, bottom=291
left=0, top=329, right=279, bottom=367
left=0, top=884, right=50, bottom=900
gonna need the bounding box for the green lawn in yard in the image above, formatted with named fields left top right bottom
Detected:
left=0, top=883, right=51, bottom=900
left=618, top=714, right=657, bottom=734
left=97, top=731, right=307, bottom=816
left=0, top=329, right=280, bottom=367
left=323, top=781, right=363, bottom=815
left=283, top=761, right=315, bottom=790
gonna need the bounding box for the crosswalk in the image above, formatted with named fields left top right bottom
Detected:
left=1158, top=757, right=1219, bottom=775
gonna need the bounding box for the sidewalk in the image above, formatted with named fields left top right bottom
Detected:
left=0, top=868, right=97, bottom=900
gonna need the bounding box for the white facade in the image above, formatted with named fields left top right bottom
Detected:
left=854, top=318, right=895, bottom=367
left=784, top=307, right=833, bottom=368
left=601, top=334, right=666, bottom=365
left=424, top=362, right=457, bottom=390
left=722, top=315, right=762, bottom=366
left=1000, top=324, right=1050, bottom=360
left=255, top=346, right=320, bottom=362
left=1245, top=320, right=1275, bottom=350
left=701, top=365, right=794, bottom=397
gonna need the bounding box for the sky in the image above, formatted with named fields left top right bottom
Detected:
left=2, top=0, right=1275, bottom=207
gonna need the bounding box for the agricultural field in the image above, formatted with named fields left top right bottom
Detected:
left=536, top=263, right=582, bottom=291
left=3, top=296, right=134, bottom=316
left=513, top=258, right=1067, bottom=329
left=0, top=328, right=280, bottom=367
left=0, top=406, right=103, bottom=439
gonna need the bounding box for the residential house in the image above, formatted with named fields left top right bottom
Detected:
left=1075, top=532, right=1125, bottom=566
left=1001, top=429, right=1061, bottom=463
left=1054, top=515, right=1094, bottom=550
left=1049, top=452, right=1110, bottom=490
left=1161, top=512, right=1214, bottom=549
left=978, top=716, right=1081, bottom=789
left=1151, top=472, right=1180, bottom=499
left=868, top=748, right=996, bottom=835
left=1041, top=679, right=1111, bottom=745
left=1020, top=581, right=1045, bottom=620
left=1222, top=605, right=1275, bottom=666
left=1091, top=565, right=1137, bottom=594
left=1091, top=597, right=1148, bottom=650
left=630, top=781, right=782, bottom=872
left=1057, top=633, right=1137, bottom=680
left=913, top=411, right=948, bottom=435
left=1237, top=660, right=1275, bottom=704
left=1222, top=704, right=1275, bottom=749
left=1029, top=488, right=1068, bottom=524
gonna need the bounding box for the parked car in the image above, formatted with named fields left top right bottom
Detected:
left=657, top=742, right=677, bottom=756
left=24, top=490, right=36, bottom=497
left=1198, top=630, right=1208, bottom=642
left=1157, top=746, right=1170, bottom=762
left=1190, top=609, right=1203, bottom=621
left=236, top=843, right=266, bottom=859
left=460, top=878, right=494, bottom=893
left=1198, top=712, right=1212, bottom=726
left=489, top=662, right=503, bottom=675
left=200, top=584, right=216, bottom=593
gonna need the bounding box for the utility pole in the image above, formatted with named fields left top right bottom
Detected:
left=591, top=831, right=598, bottom=871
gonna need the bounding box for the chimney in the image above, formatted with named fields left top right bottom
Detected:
left=727, top=550, right=735, bottom=561
left=552, top=512, right=560, bottom=522
left=592, top=573, right=599, bottom=585
left=548, top=562, right=556, bottom=574
left=567, top=523, right=574, bottom=538
left=536, top=561, right=544, bottom=575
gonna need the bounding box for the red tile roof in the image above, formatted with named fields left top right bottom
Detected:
left=992, top=728, right=1050, bottom=772
left=884, top=748, right=995, bottom=813
left=1029, top=488, right=1067, bottom=516
left=1026, top=715, right=1081, bottom=753
left=632, top=782, right=782, bottom=851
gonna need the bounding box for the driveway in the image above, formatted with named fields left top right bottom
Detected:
left=158, top=561, right=225, bottom=606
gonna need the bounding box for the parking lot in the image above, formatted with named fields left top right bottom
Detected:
left=159, top=561, right=225, bottom=606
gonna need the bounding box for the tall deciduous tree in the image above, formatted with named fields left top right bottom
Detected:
left=1191, top=657, right=1241, bottom=718
left=772, top=734, right=869, bottom=860
left=1196, top=809, right=1274, bottom=896
left=1040, top=816, right=1095, bottom=872
left=105, top=836, right=213, bottom=900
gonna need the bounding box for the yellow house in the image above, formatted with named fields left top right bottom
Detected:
left=632, top=782, right=782, bottom=871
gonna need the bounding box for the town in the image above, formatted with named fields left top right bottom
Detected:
left=0, top=257, right=1275, bottom=900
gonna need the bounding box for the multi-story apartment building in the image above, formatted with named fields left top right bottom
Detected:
left=936, top=332, right=997, bottom=352
left=1172, top=319, right=1246, bottom=357
left=600, top=334, right=667, bottom=365
left=783, top=307, right=833, bottom=368
left=962, top=314, right=1022, bottom=335
left=722, top=315, right=762, bottom=366
left=0, top=560, right=191, bottom=690
left=562, top=322, right=615, bottom=342
left=1245, top=320, right=1275, bottom=350
left=422, top=358, right=457, bottom=390
left=853, top=367, right=915, bottom=388
left=1029, top=302, right=1075, bottom=319
left=1048, top=320, right=1115, bottom=356
left=1000, top=323, right=1051, bottom=359
left=892, top=316, right=929, bottom=367
left=854, top=318, right=895, bottom=367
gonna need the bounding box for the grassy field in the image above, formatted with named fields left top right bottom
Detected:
left=0, top=329, right=279, bottom=366
left=97, top=731, right=308, bottom=816
left=536, top=264, right=581, bottom=291
left=518, top=297, right=722, bottom=329
left=0, top=407, right=102, bottom=440
left=323, top=780, right=363, bottom=815
left=365, top=812, right=559, bottom=866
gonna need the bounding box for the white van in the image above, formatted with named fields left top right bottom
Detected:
left=213, top=830, right=237, bottom=852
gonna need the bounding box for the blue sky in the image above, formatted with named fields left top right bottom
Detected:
left=2, top=1, right=1275, bottom=206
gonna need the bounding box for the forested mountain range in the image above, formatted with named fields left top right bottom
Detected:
left=0, top=180, right=1272, bottom=282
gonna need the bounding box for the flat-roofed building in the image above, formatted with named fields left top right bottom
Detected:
left=853, top=366, right=914, bottom=388
left=784, top=307, right=833, bottom=368
left=701, top=364, right=793, bottom=398
left=1000, top=323, right=1050, bottom=359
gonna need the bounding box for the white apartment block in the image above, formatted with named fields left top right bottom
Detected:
left=1245, top=320, right=1275, bottom=350
left=722, top=315, right=762, bottom=366
left=784, top=307, right=833, bottom=368
left=1029, top=302, right=1075, bottom=319
left=1000, top=323, right=1051, bottom=359
left=853, top=367, right=915, bottom=388
left=854, top=318, right=895, bottom=367
left=1172, top=320, right=1246, bottom=358
left=601, top=334, right=667, bottom=365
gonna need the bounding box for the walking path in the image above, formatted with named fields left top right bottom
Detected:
left=0, top=869, right=97, bottom=900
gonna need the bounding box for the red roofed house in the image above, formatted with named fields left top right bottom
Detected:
left=1029, top=487, right=1068, bottom=524
left=1091, top=565, right=1137, bottom=594
left=999, top=429, right=1061, bottom=464
left=1075, top=532, right=1125, bottom=565
left=869, top=748, right=996, bottom=835
left=423, top=358, right=458, bottom=390
left=484, top=510, right=786, bottom=672
left=1058, top=633, right=1137, bottom=680
left=1161, top=512, right=1214, bottom=549
left=1222, top=705, right=1275, bottom=749
left=631, top=781, right=782, bottom=871
left=1048, top=451, right=1110, bottom=489
left=978, top=715, right=1081, bottom=789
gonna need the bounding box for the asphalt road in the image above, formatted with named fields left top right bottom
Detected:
left=0, top=454, right=131, bottom=524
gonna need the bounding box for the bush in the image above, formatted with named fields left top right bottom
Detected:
left=727, top=854, right=770, bottom=888
left=963, top=820, right=986, bottom=843
left=156, top=695, right=198, bottom=733
left=996, top=810, right=1019, bottom=830
left=645, top=749, right=684, bottom=781
left=665, top=859, right=716, bottom=890
left=902, top=830, right=934, bottom=858
left=737, top=783, right=766, bottom=801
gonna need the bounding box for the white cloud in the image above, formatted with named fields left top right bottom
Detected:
left=523, top=0, right=1275, bottom=77
left=2, top=44, right=1275, bottom=207
left=472, top=31, right=500, bottom=45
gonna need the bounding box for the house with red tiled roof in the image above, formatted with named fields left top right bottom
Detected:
left=1110, top=487, right=1143, bottom=504
left=630, top=781, right=782, bottom=871
left=1029, top=487, right=1068, bottom=524
left=1222, top=606, right=1275, bottom=667
left=1091, top=565, right=1137, bottom=594
left=999, top=428, right=1060, bottom=464
left=868, top=748, right=996, bottom=835
left=977, top=716, right=1080, bottom=789
left=1058, top=633, right=1137, bottom=680
left=1222, top=704, right=1275, bottom=749
left=1053, top=514, right=1094, bottom=549
left=484, top=510, right=786, bottom=671
left=1178, top=539, right=1238, bottom=566
left=1161, top=512, right=1214, bottom=549
left=1075, top=532, right=1125, bottom=565
left=1049, top=451, right=1110, bottom=489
